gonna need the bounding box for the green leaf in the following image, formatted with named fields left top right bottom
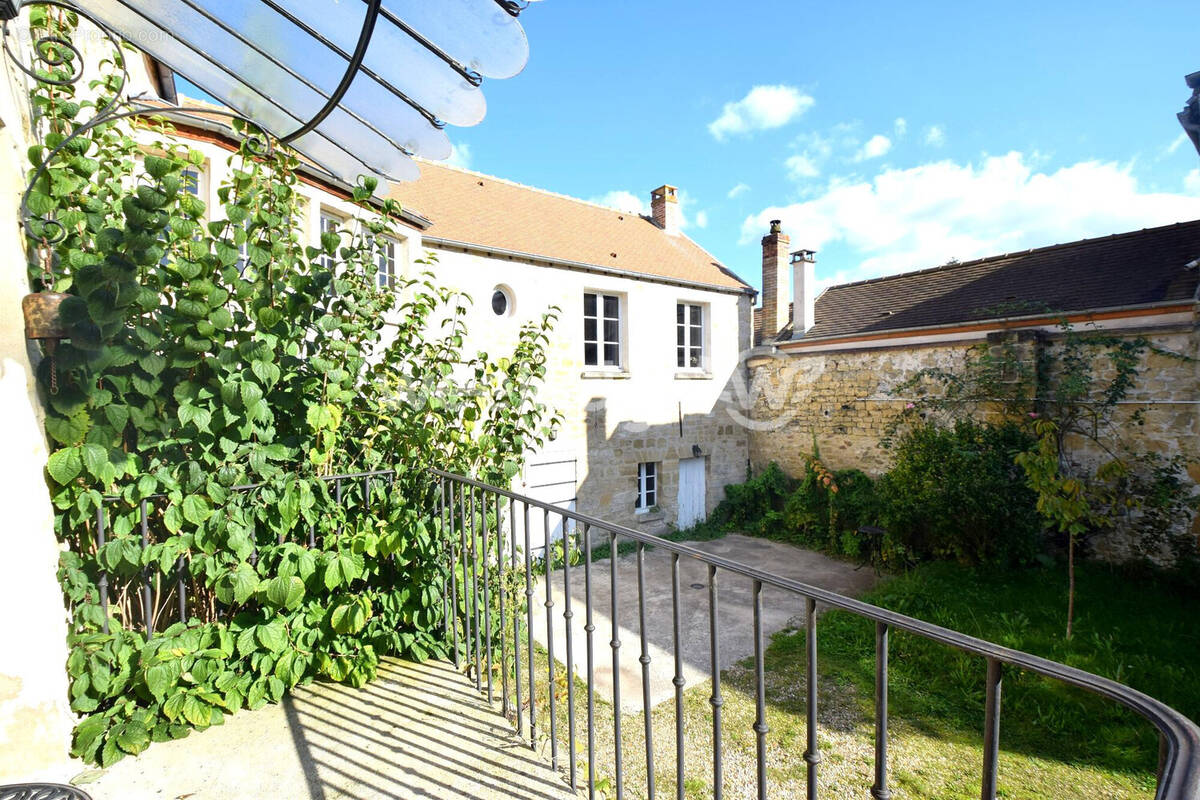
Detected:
left=181, top=495, right=212, bottom=526
left=255, top=619, right=287, bottom=653
left=215, top=561, right=259, bottom=604
left=80, top=443, right=109, bottom=480
left=145, top=662, right=177, bottom=701
left=115, top=721, right=151, bottom=755
left=47, top=447, right=83, bottom=484
left=143, top=155, right=173, bottom=179
left=264, top=575, right=304, bottom=610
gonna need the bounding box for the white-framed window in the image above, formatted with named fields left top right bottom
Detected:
left=319, top=211, right=342, bottom=275
left=376, top=236, right=397, bottom=289
left=676, top=302, right=705, bottom=369
left=635, top=462, right=657, bottom=511
left=584, top=291, right=621, bottom=367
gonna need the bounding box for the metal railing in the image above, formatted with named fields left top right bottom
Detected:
left=89, top=469, right=397, bottom=636
left=432, top=468, right=1200, bottom=800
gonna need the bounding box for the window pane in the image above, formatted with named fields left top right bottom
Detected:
left=584, top=292, right=596, bottom=316
left=677, top=326, right=685, bottom=346
left=584, top=342, right=597, bottom=365
left=678, top=347, right=686, bottom=367
left=690, top=305, right=702, bottom=325
left=676, top=304, right=684, bottom=324
left=603, top=294, right=618, bottom=319
left=690, top=346, right=702, bottom=368
left=492, top=289, right=508, bottom=315
left=584, top=318, right=597, bottom=342
left=603, top=319, right=619, bottom=344
left=603, top=343, right=619, bottom=366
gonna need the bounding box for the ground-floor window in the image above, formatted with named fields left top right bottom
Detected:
left=636, top=461, right=657, bottom=511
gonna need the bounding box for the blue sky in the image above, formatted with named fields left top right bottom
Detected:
left=182, top=1, right=1200, bottom=297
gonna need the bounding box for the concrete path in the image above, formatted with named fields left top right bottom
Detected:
left=79, top=658, right=579, bottom=800
left=532, top=534, right=876, bottom=712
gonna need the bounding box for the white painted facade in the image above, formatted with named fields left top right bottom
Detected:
left=147, top=125, right=754, bottom=549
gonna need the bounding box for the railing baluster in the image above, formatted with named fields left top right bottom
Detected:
left=752, top=580, right=768, bottom=800
left=804, top=597, right=821, bottom=800
left=871, top=622, right=891, bottom=800
left=96, top=505, right=109, bottom=635
left=437, top=480, right=448, bottom=642
left=709, top=564, right=723, bottom=800
left=637, top=540, right=656, bottom=798
left=610, top=530, right=624, bottom=800
left=460, top=483, right=474, bottom=683
left=583, top=523, right=597, bottom=800
left=672, top=553, right=685, bottom=800
left=981, top=658, right=1002, bottom=800
left=450, top=481, right=460, bottom=670
left=563, top=512, right=578, bottom=790
left=482, top=488, right=494, bottom=703
left=511, top=496, right=524, bottom=737
left=497, top=492, right=509, bottom=716
left=140, top=499, right=153, bottom=638
left=524, top=501, right=536, bottom=746
left=545, top=510, right=559, bottom=771
left=470, top=487, right=482, bottom=692
left=176, top=555, right=187, bottom=622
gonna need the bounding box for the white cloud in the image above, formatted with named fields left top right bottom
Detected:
left=589, top=190, right=648, bottom=215
left=743, top=152, right=1200, bottom=280
left=923, top=125, right=947, bottom=147
left=727, top=182, right=751, bottom=199
left=708, top=85, right=814, bottom=141
left=894, top=118, right=907, bottom=137
left=695, top=210, right=709, bottom=229
left=1167, top=134, right=1188, bottom=156
left=446, top=142, right=472, bottom=169
left=854, top=134, right=892, bottom=162
left=1186, top=169, right=1200, bottom=194
left=785, top=154, right=821, bottom=180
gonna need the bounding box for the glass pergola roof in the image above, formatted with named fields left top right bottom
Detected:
left=87, top=0, right=540, bottom=186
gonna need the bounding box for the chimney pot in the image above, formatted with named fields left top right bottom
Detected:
left=770, top=219, right=782, bottom=234
left=791, top=249, right=816, bottom=335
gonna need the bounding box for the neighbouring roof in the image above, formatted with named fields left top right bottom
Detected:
left=387, top=160, right=752, bottom=292
left=792, top=219, right=1200, bottom=341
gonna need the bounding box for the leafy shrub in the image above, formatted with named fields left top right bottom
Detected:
left=712, top=462, right=795, bottom=535
left=877, top=420, right=1041, bottom=566
left=31, top=11, right=559, bottom=766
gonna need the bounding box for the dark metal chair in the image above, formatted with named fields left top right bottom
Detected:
left=0, top=785, right=93, bottom=800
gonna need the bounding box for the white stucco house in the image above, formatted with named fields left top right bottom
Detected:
left=139, top=97, right=756, bottom=543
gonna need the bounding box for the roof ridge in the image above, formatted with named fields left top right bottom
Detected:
left=412, top=156, right=658, bottom=217
left=827, top=218, right=1200, bottom=293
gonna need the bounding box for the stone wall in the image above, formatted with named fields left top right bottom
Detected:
left=746, top=320, right=1200, bottom=557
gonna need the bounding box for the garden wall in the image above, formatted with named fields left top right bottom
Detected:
left=746, top=319, right=1200, bottom=557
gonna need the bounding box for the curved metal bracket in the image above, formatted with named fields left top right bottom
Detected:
left=280, top=0, right=381, bottom=144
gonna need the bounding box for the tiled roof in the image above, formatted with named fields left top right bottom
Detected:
left=387, top=160, right=751, bottom=292
left=795, top=220, right=1200, bottom=341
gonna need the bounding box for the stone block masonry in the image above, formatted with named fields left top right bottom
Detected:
left=746, top=322, right=1200, bottom=561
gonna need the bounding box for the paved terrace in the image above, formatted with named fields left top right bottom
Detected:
left=533, top=534, right=878, bottom=711
left=81, top=658, right=580, bottom=800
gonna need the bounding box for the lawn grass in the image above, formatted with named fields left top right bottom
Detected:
left=806, top=560, right=1200, bottom=778
left=477, top=555, right=1194, bottom=798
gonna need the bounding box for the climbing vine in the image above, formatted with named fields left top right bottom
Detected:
left=25, top=7, right=559, bottom=766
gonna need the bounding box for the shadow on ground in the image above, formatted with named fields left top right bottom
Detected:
left=80, top=658, right=579, bottom=800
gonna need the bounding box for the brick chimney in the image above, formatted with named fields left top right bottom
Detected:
left=651, top=185, right=682, bottom=236
left=760, top=220, right=790, bottom=339
left=791, top=249, right=816, bottom=335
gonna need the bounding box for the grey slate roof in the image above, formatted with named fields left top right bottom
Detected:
left=794, top=219, right=1200, bottom=341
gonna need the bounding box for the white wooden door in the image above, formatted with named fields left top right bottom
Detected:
left=677, top=457, right=706, bottom=529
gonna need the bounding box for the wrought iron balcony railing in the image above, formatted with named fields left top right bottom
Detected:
left=432, top=468, right=1200, bottom=800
